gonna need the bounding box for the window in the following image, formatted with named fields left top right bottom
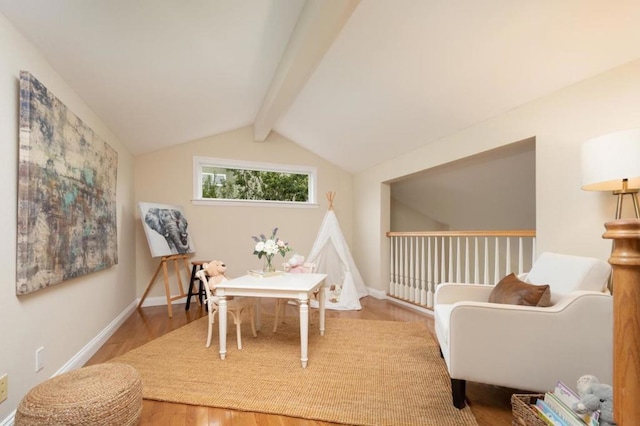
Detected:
left=193, top=156, right=317, bottom=207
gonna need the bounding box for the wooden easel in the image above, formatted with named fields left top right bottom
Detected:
left=138, top=254, right=191, bottom=318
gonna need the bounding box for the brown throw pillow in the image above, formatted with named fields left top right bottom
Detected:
left=488, top=273, right=551, bottom=307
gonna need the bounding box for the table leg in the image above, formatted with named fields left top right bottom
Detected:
left=299, top=297, right=309, bottom=368
left=218, top=296, right=227, bottom=360
left=319, top=285, right=326, bottom=336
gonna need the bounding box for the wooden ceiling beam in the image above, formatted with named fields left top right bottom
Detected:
left=253, top=0, right=360, bottom=142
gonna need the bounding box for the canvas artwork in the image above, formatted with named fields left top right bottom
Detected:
left=139, top=202, right=195, bottom=258
left=16, top=71, right=119, bottom=295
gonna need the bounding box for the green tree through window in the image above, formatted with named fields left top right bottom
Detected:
left=195, top=158, right=315, bottom=204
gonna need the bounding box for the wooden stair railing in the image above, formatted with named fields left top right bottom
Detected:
left=386, top=230, right=536, bottom=308
left=603, top=219, right=640, bottom=425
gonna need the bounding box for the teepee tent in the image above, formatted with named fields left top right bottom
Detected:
left=308, top=193, right=368, bottom=310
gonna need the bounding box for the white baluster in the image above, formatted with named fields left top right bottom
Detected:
left=393, top=237, right=405, bottom=297
left=406, top=237, right=413, bottom=300
left=413, top=236, right=419, bottom=302
left=532, top=237, right=536, bottom=266
left=518, top=237, right=524, bottom=275
left=427, top=237, right=434, bottom=307
left=449, top=237, right=454, bottom=282
left=434, top=237, right=440, bottom=285
left=440, top=237, right=444, bottom=283
left=403, top=237, right=409, bottom=299
left=455, top=237, right=461, bottom=282
left=484, top=237, right=489, bottom=284
left=474, top=237, right=479, bottom=284
left=464, top=237, right=470, bottom=282
left=494, top=237, right=500, bottom=284
left=420, top=237, right=427, bottom=306
left=413, top=237, right=420, bottom=303
left=389, top=236, right=395, bottom=294
left=505, top=237, right=511, bottom=276
left=391, top=237, right=396, bottom=296
left=411, top=236, right=420, bottom=303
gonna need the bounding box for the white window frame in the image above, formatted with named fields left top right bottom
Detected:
left=192, top=156, right=318, bottom=208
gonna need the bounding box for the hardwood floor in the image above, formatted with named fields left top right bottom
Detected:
left=86, top=297, right=515, bottom=425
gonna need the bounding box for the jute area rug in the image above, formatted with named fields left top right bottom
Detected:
left=111, top=316, right=478, bottom=426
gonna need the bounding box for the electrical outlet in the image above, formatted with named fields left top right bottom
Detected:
left=36, top=347, right=44, bottom=372
left=0, top=374, right=7, bottom=403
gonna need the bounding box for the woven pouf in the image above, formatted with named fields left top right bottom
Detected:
left=15, top=363, right=142, bottom=426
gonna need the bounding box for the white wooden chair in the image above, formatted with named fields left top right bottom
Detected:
left=196, top=270, right=257, bottom=350
left=272, top=262, right=316, bottom=332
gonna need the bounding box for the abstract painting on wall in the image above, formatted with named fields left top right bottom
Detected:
left=17, top=71, right=118, bottom=295
left=139, top=202, right=195, bottom=258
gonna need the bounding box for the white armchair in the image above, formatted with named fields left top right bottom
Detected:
left=434, top=252, right=613, bottom=408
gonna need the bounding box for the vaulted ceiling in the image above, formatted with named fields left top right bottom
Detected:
left=2, top=0, right=640, bottom=174
left=2, top=1, right=640, bottom=228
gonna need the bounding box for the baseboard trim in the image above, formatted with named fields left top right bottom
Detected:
left=0, top=411, right=14, bottom=426
left=385, top=295, right=434, bottom=316
left=365, top=287, right=386, bottom=299
left=54, top=300, right=138, bottom=376
left=138, top=295, right=194, bottom=307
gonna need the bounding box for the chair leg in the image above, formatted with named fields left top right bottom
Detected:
left=236, top=319, right=242, bottom=350
left=273, top=299, right=288, bottom=332
left=249, top=305, right=257, bottom=337
left=282, top=299, right=289, bottom=322
left=451, top=379, right=466, bottom=409
left=206, top=315, right=213, bottom=348
left=227, top=311, right=242, bottom=350
left=273, top=299, right=281, bottom=333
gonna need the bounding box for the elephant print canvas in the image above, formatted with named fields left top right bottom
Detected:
left=139, top=202, right=195, bottom=257
left=17, top=71, right=118, bottom=295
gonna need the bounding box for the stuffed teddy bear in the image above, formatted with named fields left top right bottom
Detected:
left=328, top=283, right=342, bottom=303
left=195, top=260, right=231, bottom=304
left=572, top=375, right=617, bottom=426
left=199, top=260, right=229, bottom=291
left=284, top=253, right=306, bottom=273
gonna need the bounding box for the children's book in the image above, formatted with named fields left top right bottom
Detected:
left=553, top=382, right=599, bottom=426
left=535, top=398, right=569, bottom=426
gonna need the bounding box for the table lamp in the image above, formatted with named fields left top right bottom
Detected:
left=581, top=128, right=640, bottom=219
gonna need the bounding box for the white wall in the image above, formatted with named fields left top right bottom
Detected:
left=390, top=198, right=448, bottom=232
left=354, top=59, right=640, bottom=292
left=134, top=127, right=353, bottom=300
left=0, top=13, right=136, bottom=421
left=391, top=140, right=536, bottom=231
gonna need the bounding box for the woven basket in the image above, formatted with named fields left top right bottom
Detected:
left=511, top=393, right=546, bottom=426
left=16, top=363, right=142, bottom=426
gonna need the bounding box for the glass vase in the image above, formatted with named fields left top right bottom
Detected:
left=263, top=256, right=275, bottom=273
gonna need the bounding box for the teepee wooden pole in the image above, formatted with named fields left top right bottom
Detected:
left=326, top=192, right=336, bottom=210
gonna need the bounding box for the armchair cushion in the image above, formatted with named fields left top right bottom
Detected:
left=488, top=273, right=551, bottom=307
left=524, top=252, right=610, bottom=303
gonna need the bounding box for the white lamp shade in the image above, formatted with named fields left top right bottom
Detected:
left=581, top=128, right=640, bottom=191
